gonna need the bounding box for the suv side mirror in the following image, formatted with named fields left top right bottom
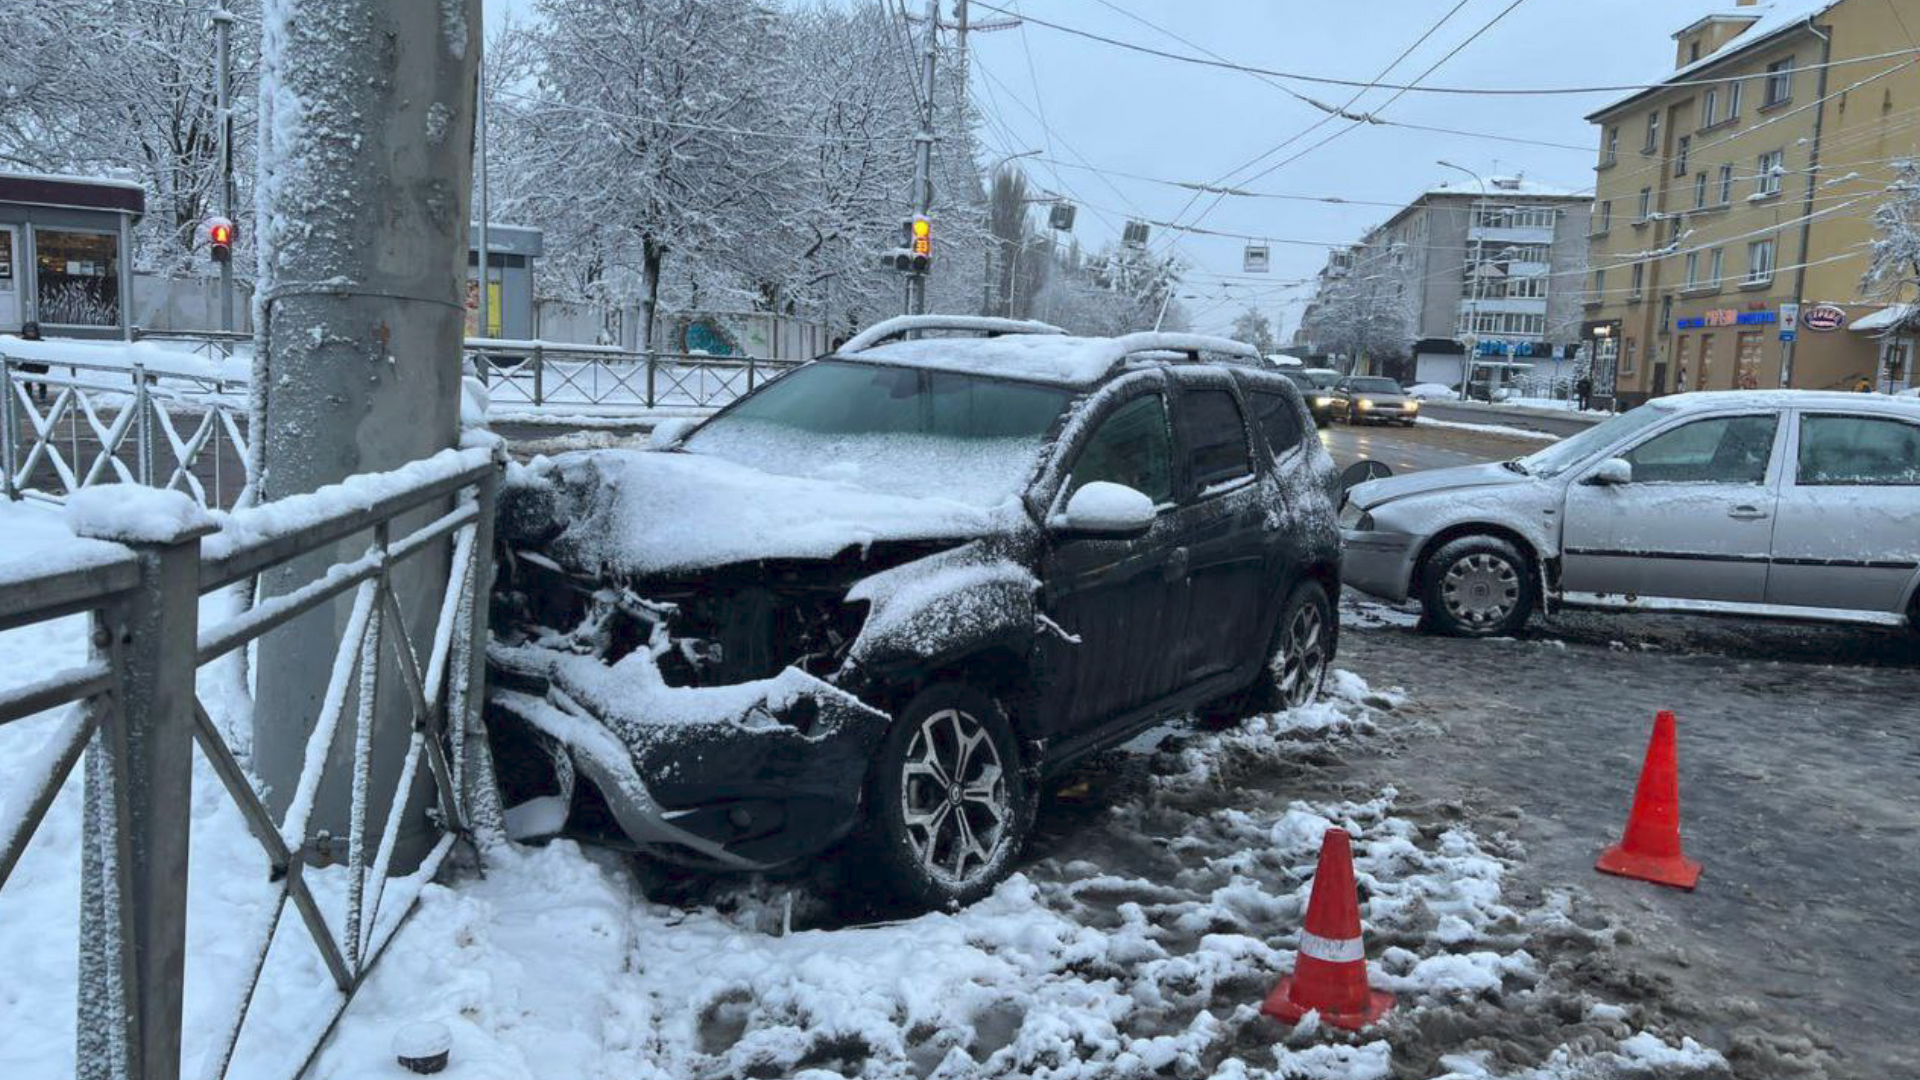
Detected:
left=1054, top=482, right=1155, bottom=540
left=1587, top=457, right=1632, bottom=485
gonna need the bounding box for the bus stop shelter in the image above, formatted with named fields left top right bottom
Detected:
left=0, top=173, right=144, bottom=341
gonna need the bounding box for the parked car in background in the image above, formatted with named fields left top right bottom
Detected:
left=488, top=316, right=1343, bottom=907
left=1342, top=391, right=1920, bottom=636
left=1331, top=376, right=1419, bottom=425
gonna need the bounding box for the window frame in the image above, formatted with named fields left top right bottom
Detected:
left=1746, top=238, right=1776, bottom=284
left=1764, top=56, right=1795, bottom=107
left=1792, top=412, right=1920, bottom=487
left=1171, top=381, right=1256, bottom=497
left=1757, top=149, right=1785, bottom=195
left=1717, top=162, right=1735, bottom=205
left=1618, top=411, right=1781, bottom=486
left=1644, top=110, right=1662, bottom=153
left=1637, top=187, right=1653, bottom=221
left=1060, top=388, right=1178, bottom=511
left=1674, top=134, right=1691, bottom=177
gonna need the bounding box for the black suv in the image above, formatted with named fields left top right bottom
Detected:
left=488, top=317, right=1342, bottom=906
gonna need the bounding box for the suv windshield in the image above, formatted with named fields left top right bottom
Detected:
left=1345, top=377, right=1402, bottom=393
left=684, top=360, right=1072, bottom=506
left=1517, top=401, right=1675, bottom=478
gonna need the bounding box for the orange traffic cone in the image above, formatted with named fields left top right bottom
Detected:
left=1595, top=709, right=1702, bottom=890
left=1261, top=827, right=1395, bottom=1030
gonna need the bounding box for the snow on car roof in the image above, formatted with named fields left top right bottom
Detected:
left=853, top=330, right=1258, bottom=387
left=1649, top=389, right=1920, bottom=412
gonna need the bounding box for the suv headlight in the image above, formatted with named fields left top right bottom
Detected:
left=1338, top=502, right=1373, bottom=530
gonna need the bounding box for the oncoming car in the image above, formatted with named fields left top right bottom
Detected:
left=1331, top=376, right=1419, bottom=426
left=487, top=316, right=1342, bottom=906
left=1341, top=391, right=1920, bottom=636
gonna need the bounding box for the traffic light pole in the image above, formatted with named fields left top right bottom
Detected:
left=905, top=0, right=939, bottom=315
left=214, top=8, right=235, bottom=333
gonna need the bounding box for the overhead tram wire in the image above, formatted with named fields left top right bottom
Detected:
left=970, top=1, right=1920, bottom=97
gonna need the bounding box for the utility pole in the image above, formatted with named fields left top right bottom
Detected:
left=251, top=0, right=482, bottom=872
left=905, top=0, right=940, bottom=315
left=214, top=8, right=235, bottom=333
left=1439, top=161, right=1488, bottom=400
left=476, top=48, right=491, bottom=340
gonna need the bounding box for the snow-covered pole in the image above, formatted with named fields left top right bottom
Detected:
left=906, top=0, right=940, bottom=316
left=250, top=0, right=482, bottom=872
left=214, top=8, right=236, bottom=334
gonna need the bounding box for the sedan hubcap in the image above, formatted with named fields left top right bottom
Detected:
left=901, top=708, right=1010, bottom=887
left=1441, top=553, right=1520, bottom=626
left=1273, top=601, right=1326, bottom=709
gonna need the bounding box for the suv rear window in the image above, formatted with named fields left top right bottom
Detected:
left=1249, top=390, right=1304, bottom=457
left=1182, top=388, right=1253, bottom=489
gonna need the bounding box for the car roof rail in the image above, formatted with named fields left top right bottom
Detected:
left=1103, top=332, right=1260, bottom=374
left=839, top=315, right=1068, bottom=353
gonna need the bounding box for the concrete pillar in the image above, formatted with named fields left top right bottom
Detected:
left=250, top=0, right=481, bottom=869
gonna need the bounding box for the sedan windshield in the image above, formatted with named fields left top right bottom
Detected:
left=1516, top=400, right=1675, bottom=478
left=1346, top=378, right=1403, bottom=393
left=683, top=360, right=1072, bottom=507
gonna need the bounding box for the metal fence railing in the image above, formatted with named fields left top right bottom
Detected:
left=466, top=341, right=804, bottom=410
left=0, top=445, right=504, bottom=1080
left=3, top=353, right=253, bottom=510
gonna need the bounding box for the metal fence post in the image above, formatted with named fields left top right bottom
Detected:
left=132, top=361, right=153, bottom=487
left=532, top=343, right=544, bottom=406
left=460, top=454, right=506, bottom=847
left=75, top=502, right=213, bottom=1080
left=646, top=351, right=657, bottom=408
left=2, top=358, right=17, bottom=501
left=747, top=356, right=758, bottom=394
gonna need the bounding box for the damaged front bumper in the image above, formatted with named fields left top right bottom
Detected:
left=488, top=641, right=891, bottom=870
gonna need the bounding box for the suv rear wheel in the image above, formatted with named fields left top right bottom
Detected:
left=1421, top=535, right=1534, bottom=636
left=863, top=683, right=1035, bottom=908
left=1206, top=579, right=1333, bottom=723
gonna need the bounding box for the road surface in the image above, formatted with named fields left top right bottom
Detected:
left=1315, top=416, right=1547, bottom=474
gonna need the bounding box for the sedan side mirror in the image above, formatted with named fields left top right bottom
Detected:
left=1588, top=457, right=1632, bottom=485
left=1054, top=482, right=1155, bottom=540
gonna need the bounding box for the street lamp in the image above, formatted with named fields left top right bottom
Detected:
left=1438, top=160, right=1488, bottom=402
left=986, top=150, right=1042, bottom=317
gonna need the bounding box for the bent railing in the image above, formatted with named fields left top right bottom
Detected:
left=467, top=341, right=804, bottom=411
left=0, top=446, right=503, bottom=1080
left=2, top=353, right=253, bottom=509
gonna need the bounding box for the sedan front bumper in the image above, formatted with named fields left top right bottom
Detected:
left=1341, top=528, right=1419, bottom=603
left=487, top=642, right=890, bottom=870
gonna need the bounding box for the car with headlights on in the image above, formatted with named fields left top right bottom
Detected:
left=1331, top=376, right=1419, bottom=425
left=487, top=316, right=1342, bottom=907
left=1340, top=390, right=1920, bottom=636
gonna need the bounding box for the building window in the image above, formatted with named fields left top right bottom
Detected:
left=1727, top=79, right=1743, bottom=120
left=34, top=229, right=121, bottom=327
left=1598, top=200, right=1612, bottom=234
left=1699, top=332, right=1716, bottom=387
left=1694, top=171, right=1709, bottom=209
left=1644, top=110, right=1661, bottom=152
left=1674, top=135, right=1691, bottom=176
left=1757, top=149, right=1784, bottom=195
left=1718, top=163, right=1735, bottom=204
left=1747, top=238, right=1776, bottom=283
left=1604, top=126, right=1619, bottom=165
left=1638, top=187, right=1653, bottom=220
left=1703, top=88, right=1719, bottom=127
left=1508, top=275, right=1549, bottom=299
left=1764, top=56, right=1795, bottom=107
left=1630, top=262, right=1645, bottom=298
left=1685, top=251, right=1700, bottom=288
left=1709, top=247, right=1724, bottom=286
left=1592, top=267, right=1606, bottom=299
left=1623, top=337, right=1638, bottom=376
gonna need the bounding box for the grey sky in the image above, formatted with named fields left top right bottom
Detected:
left=487, top=0, right=1731, bottom=336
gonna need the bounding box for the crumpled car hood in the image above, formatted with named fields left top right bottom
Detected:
left=502, top=448, right=1023, bottom=576
left=1348, top=461, right=1532, bottom=510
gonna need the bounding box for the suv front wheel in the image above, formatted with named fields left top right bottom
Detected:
left=1420, top=535, right=1535, bottom=636
left=863, top=683, right=1036, bottom=908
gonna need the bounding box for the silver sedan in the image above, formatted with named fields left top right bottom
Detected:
left=1340, top=391, right=1920, bottom=636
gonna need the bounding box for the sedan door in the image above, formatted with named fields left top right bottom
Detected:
left=1037, top=390, right=1184, bottom=736
left=1560, top=411, right=1784, bottom=603
left=1766, top=411, right=1920, bottom=614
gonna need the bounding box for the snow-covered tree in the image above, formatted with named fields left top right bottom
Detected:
left=1229, top=307, right=1277, bottom=356
left=1863, top=158, right=1920, bottom=332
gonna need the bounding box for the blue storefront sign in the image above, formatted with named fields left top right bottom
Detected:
left=1674, top=309, right=1777, bottom=330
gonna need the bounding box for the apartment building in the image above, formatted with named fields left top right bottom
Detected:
left=1299, top=177, right=1591, bottom=385
left=1583, top=0, right=1918, bottom=407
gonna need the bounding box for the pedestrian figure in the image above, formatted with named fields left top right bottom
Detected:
left=15, top=321, right=49, bottom=404
left=1855, top=377, right=1874, bottom=393
left=1576, top=374, right=1593, bottom=412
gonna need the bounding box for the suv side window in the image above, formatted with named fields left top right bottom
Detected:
left=1622, top=413, right=1777, bottom=484
left=1248, top=390, right=1304, bottom=458
left=1797, top=414, right=1920, bottom=485
left=1068, top=393, right=1174, bottom=504
left=1181, top=388, right=1254, bottom=489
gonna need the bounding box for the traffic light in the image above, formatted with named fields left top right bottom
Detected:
left=206, top=217, right=235, bottom=264
left=884, top=217, right=932, bottom=273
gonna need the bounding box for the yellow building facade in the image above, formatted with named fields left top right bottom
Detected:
left=1583, top=0, right=1918, bottom=406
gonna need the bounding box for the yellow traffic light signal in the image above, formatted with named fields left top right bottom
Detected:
left=911, top=216, right=931, bottom=258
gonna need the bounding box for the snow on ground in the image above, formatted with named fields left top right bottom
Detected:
left=1406, top=384, right=1454, bottom=401
left=1416, top=418, right=1560, bottom=443
left=1498, top=397, right=1611, bottom=416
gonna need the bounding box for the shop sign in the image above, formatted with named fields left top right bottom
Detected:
left=1802, top=303, right=1846, bottom=331
left=1675, top=309, right=1777, bottom=330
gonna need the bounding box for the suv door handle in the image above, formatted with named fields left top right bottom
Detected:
left=1164, top=546, right=1190, bottom=582
left=1728, top=505, right=1769, bottom=520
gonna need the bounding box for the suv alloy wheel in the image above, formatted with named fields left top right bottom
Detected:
left=863, top=683, right=1036, bottom=907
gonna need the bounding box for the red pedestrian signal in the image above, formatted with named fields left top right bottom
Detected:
left=206, top=217, right=235, bottom=264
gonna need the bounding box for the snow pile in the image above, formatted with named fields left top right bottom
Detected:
left=65, top=484, right=216, bottom=543
left=1417, top=418, right=1560, bottom=443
